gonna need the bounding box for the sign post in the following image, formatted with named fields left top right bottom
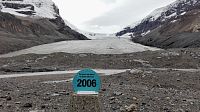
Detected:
left=69, top=69, right=101, bottom=112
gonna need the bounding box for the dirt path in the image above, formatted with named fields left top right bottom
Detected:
left=0, top=69, right=129, bottom=79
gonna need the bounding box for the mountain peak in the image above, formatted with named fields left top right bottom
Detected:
left=0, top=0, right=88, bottom=54
left=0, top=0, right=59, bottom=18
left=117, top=0, right=200, bottom=36
left=118, top=0, right=200, bottom=49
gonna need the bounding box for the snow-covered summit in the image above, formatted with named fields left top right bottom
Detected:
left=117, top=0, right=200, bottom=36
left=144, top=0, right=198, bottom=22
left=0, top=0, right=59, bottom=19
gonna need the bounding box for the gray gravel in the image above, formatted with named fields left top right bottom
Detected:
left=0, top=48, right=200, bottom=112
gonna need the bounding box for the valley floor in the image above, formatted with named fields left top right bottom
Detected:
left=0, top=38, right=200, bottom=112
left=0, top=38, right=159, bottom=58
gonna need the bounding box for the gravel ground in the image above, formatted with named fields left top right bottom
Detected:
left=0, top=48, right=200, bottom=74
left=0, top=48, right=200, bottom=112
left=0, top=69, right=199, bottom=112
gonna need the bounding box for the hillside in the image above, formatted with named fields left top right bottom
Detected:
left=133, top=9, right=200, bottom=48
left=116, top=0, right=200, bottom=48
left=0, top=0, right=87, bottom=54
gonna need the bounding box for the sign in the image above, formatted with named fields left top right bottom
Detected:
left=72, top=69, right=101, bottom=94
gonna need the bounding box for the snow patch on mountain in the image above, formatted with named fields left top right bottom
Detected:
left=117, top=0, right=199, bottom=37
left=0, top=0, right=59, bottom=19
left=129, top=0, right=198, bottom=29
left=141, top=30, right=151, bottom=36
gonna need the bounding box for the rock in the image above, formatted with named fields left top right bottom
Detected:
left=109, top=97, right=115, bottom=100
left=120, top=107, right=126, bottom=112
left=190, top=102, right=194, bottom=105
left=41, top=104, right=48, bottom=109
left=126, top=104, right=137, bottom=112
left=142, top=102, right=146, bottom=106
left=62, top=90, right=66, bottom=92
left=6, top=96, right=12, bottom=101
left=144, top=71, right=153, bottom=74
left=113, top=92, right=123, bottom=96
left=45, top=93, right=51, bottom=95
left=109, top=100, right=115, bottom=104
left=129, top=69, right=143, bottom=74
left=59, top=92, right=70, bottom=96
left=30, top=110, right=45, bottom=112
left=165, top=97, right=170, bottom=100
left=54, top=107, right=58, bottom=109
left=175, top=109, right=185, bottom=112
left=41, top=105, right=45, bottom=109
left=132, top=97, right=137, bottom=101
left=51, top=93, right=60, bottom=96
left=43, top=97, right=50, bottom=101
left=6, top=104, right=11, bottom=108
left=163, top=107, right=169, bottom=111
left=23, top=103, right=32, bottom=108
left=119, top=82, right=124, bottom=85
left=101, top=88, right=106, bottom=91
left=182, top=99, right=187, bottom=102
left=0, top=95, right=7, bottom=99
left=15, top=102, right=21, bottom=104
left=112, top=106, right=118, bottom=110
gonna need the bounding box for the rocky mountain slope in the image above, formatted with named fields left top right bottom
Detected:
left=116, top=0, right=200, bottom=48
left=0, top=0, right=87, bottom=54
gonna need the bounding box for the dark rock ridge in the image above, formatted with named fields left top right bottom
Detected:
left=2, top=2, right=35, bottom=15
left=0, top=0, right=88, bottom=54
left=133, top=10, right=200, bottom=49
left=2, top=2, right=34, bottom=9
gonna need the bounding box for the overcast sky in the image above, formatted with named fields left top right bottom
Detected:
left=52, top=0, right=176, bottom=33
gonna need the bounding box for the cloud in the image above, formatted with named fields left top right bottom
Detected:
left=79, top=24, right=121, bottom=34
left=100, top=0, right=118, bottom=4
left=53, top=0, right=176, bottom=33
left=82, top=0, right=176, bottom=33
left=53, top=0, right=113, bottom=24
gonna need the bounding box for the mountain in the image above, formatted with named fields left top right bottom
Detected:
left=0, top=0, right=87, bottom=54
left=0, top=0, right=60, bottom=18
left=116, top=0, right=200, bottom=48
